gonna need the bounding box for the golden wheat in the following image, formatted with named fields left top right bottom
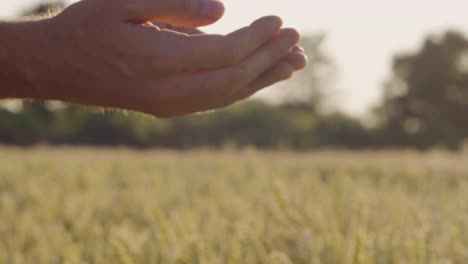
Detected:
left=0, top=147, right=467, bottom=263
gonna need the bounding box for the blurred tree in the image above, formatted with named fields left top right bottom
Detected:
left=376, top=31, right=468, bottom=148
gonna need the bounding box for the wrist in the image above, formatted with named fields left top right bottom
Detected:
left=0, top=19, right=55, bottom=99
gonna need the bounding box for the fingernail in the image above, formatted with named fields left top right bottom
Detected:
left=201, top=0, right=225, bottom=19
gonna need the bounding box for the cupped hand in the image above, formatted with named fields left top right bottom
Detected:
left=32, top=0, right=307, bottom=117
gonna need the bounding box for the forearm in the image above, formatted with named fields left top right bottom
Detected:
left=0, top=20, right=49, bottom=99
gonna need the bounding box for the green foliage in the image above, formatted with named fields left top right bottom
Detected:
left=0, top=100, right=372, bottom=149
left=1, top=148, right=467, bottom=263
left=313, top=113, right=372, bottom=148
left=377, top=31, right=468, bottom=149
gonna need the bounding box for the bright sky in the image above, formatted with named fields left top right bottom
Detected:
left=2, top=0, right=468, bottom=116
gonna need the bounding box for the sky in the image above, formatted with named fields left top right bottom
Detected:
left=2, top=0, right=468, bottom=117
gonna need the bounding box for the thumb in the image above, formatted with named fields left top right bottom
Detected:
left=120, top=0, right=225, bottom=27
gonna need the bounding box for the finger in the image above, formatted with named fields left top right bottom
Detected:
left=172, top=16, right=283, bottom=71
left=148, top=29, right=299, bottom=111
left=138, top=28, right=300, bottom=116
left=120, top=0, right=225, bottom=27
left=154, top=29, right=299, bottom=104
left=234, top=62, right=295, bottom=101
left=237, top=28, right=300, bottom=83
left=129, top=16, right=282, bottom=75
left=282, top=51, right=308, bottom=70
left=162, top=61, right=296, bottom=114
left=230, top=49, right=306, bottom=101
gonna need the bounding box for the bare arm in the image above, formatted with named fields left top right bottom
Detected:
left=0, top=20, right=48, bottom=99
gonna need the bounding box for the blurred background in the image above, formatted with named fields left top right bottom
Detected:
left=2, top=0, right=468, bottom=150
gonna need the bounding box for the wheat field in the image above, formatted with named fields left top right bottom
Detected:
left=0, top=147, right=467, bottom=263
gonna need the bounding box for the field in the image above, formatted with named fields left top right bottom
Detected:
left=0, top=147, right=467, bottom=264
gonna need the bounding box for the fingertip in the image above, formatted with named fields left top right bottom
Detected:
left=283, top=51, right=308, bottom=70
left=290, top=46, right=308, bottom=69
left=280, top=28, right=301, bottom=45
left=266, top=15, right=283, bottom=31
left=202, top=0, right=225, bottom=22
left=252, top=15, right=283, bottom=33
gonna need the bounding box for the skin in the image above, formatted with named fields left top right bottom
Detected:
left=0, top=0, right=307, bottom=117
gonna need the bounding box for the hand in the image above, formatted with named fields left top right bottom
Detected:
left=24, top=0, right=307, bottom=117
